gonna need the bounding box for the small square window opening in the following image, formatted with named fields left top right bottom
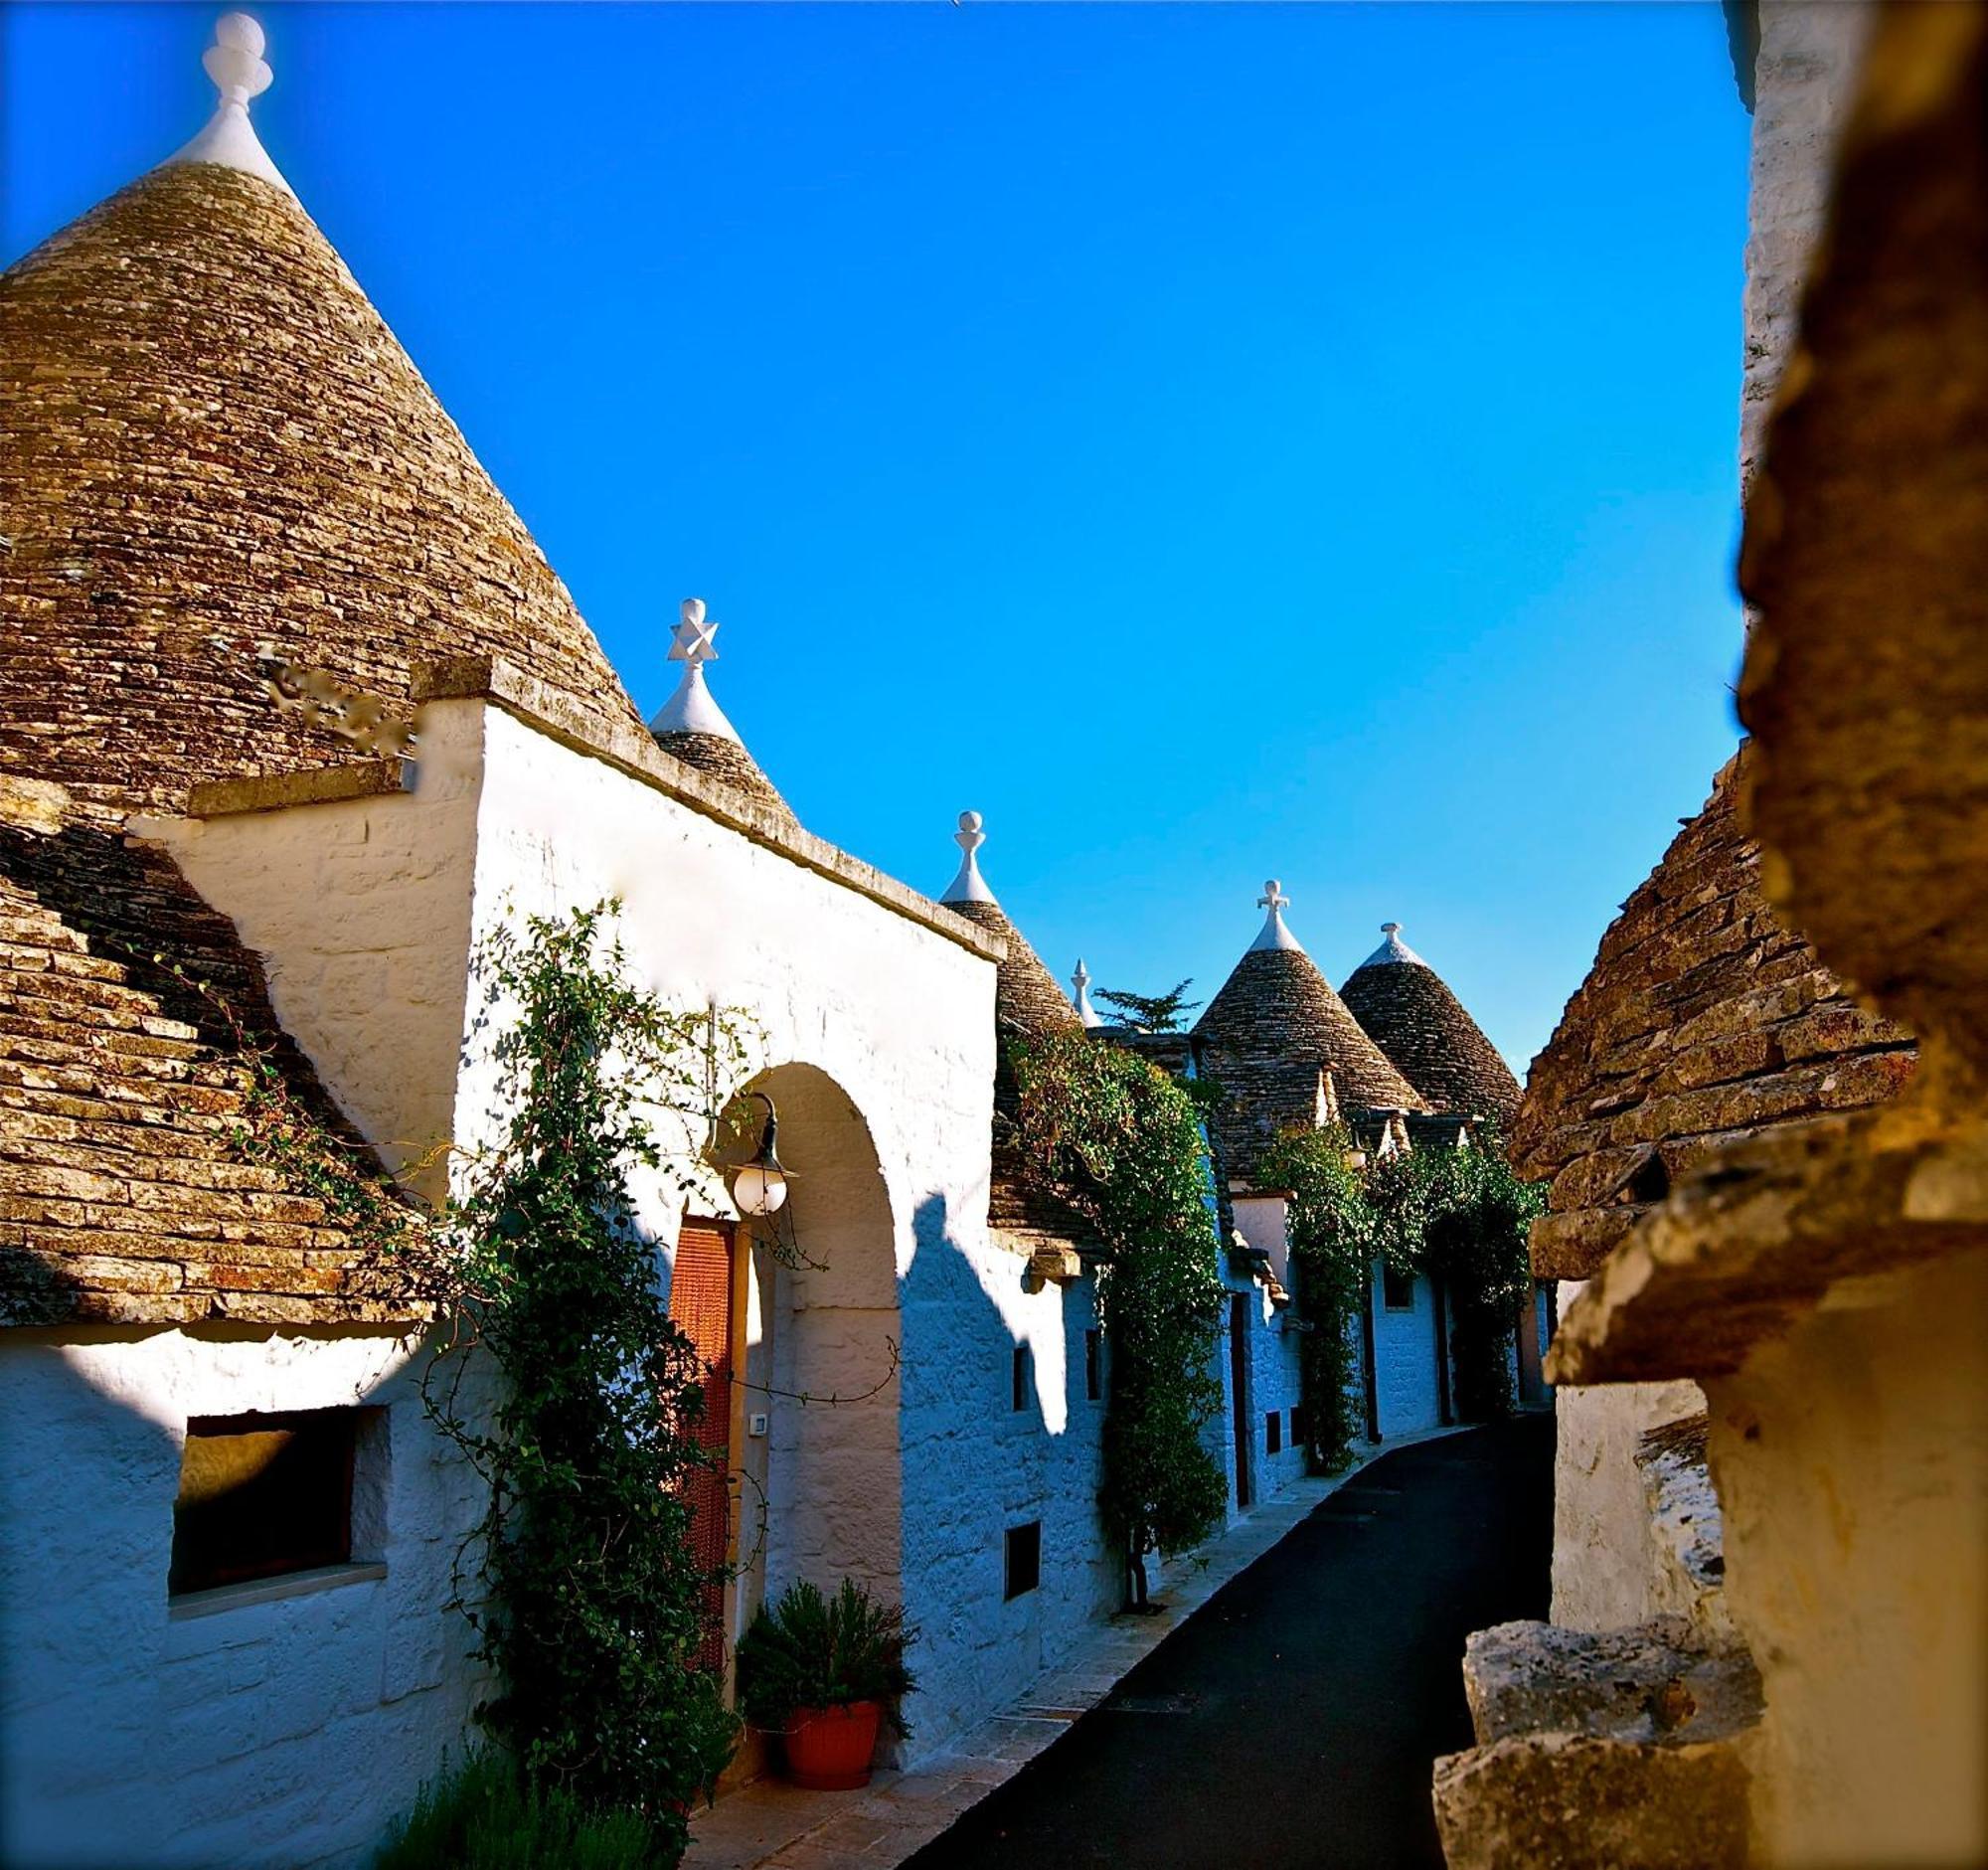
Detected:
left=170, top=1406, right=379, bottom=1597
left=1382, top=1265, right=1416, bottom=1310
left=1004, top=1521, right=1042, bottom=1601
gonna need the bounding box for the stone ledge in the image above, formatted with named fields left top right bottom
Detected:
left=186, top=760, right=414, bottom=818
left=1433, top=1617, right=1761, bottom=1870
left=1432, top=1732, right=1751, bottom=1870
left=1530, top=1204, right=1646, bottom=1281
left=1547, top=1095, right=1988, bottom=1385
left=411, top=655, right=1007, bottom=965
left=168, top=1560, right=388, bottom=1621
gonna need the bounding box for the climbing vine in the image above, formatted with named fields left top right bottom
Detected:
left=1379, top=1141, right=1543, bottom=1422
left=411, top=903, right=746, bottom=1858
left=1013, top=1032, right=1229, bottom=1608
left=1260, top=1127, right=1543, bottom=1470
left=1256, top=1127, right=1375, bottom=1473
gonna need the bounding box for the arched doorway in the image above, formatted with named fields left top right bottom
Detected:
left=728, top=1064, right=903, bottom=1654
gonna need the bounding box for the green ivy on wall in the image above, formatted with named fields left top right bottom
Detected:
left=1259, top=1126, right=1543, bottom=1471
left=418, top=904, right=746, bottom=1856
left=1013, top=1032, right=1230, bottom=1608
left=189, top=901, right=753, bottom=1861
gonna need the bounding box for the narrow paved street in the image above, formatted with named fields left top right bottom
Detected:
left=903, top=1416, right=1554, bottom=1870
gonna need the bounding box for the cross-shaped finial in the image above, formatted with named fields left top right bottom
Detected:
left=1247, top=876, right=1305, bottom=953
left=669, top=596, right=720, bottom=668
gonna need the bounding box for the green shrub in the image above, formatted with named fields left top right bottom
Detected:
left=1012, top=1032, right=1229, bottom=1608
left=734, top=1579, right=917, bottom=1736
left=375, top=1753, right=662, bottom=1870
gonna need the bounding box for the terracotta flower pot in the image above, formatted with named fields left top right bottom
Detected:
left=781, top=1700, right=884, bottom=1790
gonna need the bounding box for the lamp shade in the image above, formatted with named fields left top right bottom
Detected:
left=731, top=1162, right=788, bottom=1218
left=729, top=1094, right=790, bottom=1218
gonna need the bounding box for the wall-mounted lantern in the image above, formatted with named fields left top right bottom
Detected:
left=729, top=1091, right=790, bottom=1218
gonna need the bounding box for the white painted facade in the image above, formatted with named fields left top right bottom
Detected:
left=1369, top=1263, right=1446, bottom=1438
left=0, top=1326, right=487, bottom=1870
left=1232, top=1189, right=1466, bottom=1457
left=83, top=691, right=1125, bottom=1831
left=6, top=679, right=1334, bottom=1865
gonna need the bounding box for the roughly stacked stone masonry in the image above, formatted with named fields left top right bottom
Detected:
left=0, top=156, right=666, bottom=1324
left=943, top=897, right=1093, bottom=1248
left=0, top=805, right=421, bottom=1327
left=1341, top=955, right=1522, bottom=1128
left=1433, top=1615, right=1763, bottom=1870
left=652, top=730, right=795, bottom=826
left=1195, top=947, right=1423, bottom=1188
left=1513, top=749, right=1915, bottom=1282
left=0, top=161, right=642, bottom=821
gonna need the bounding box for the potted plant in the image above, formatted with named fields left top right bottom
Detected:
left=735, top=1578, right=917, bottom=1790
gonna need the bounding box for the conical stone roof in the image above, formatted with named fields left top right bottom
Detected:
left=1340, top=924, right=1522, bottom=1128
left=0, top=157, right=644, bottom=820
left=937, top=813, right=1078, bottom=1043
left=1195, top=882, right=1423, bottom=1184
left=645, top=600, right=795, bottom=823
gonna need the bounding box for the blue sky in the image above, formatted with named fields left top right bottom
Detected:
left=5, top=3, right=1752, bottom=1077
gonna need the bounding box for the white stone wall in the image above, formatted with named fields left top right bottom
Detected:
left=1710, top=1253, right=1988, bottom=1866
left=1551, top=1277, right=1707, bottom=1631
left=1370, top=1262, right=1444, bottom=1438
left=1740, top=0, right=1879, bottom=490
left=0, top=1326, right=484, bottom=1870
left=142, top=696, right=1124, bottom=1780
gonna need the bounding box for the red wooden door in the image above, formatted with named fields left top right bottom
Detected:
left=669, top=1218, right=736, bottom=1672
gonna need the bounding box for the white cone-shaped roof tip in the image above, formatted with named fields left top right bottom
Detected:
left=940, top=810, right=997, bottom=906
left=1246, top=878, right=1305, bottom=953
left=649, top=597, right=743, bottom=743
left=1360, top=921, right=1427, bottom=967
left=1072, top=958, right=1103, bottom=1028
left=163, top=13, right=294, bottom=196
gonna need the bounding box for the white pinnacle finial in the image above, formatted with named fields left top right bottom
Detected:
left=940, top=810, right=997, bottom=907
left=163, top=13, right=293, bottom=195
left=649, top=596, right=742, bottom=743
left=1073, top=958, right=1103, bottom=1028
left=1248, top=878, right=1305, bottom=954
left=1362, top=921, right=1426, bottom=967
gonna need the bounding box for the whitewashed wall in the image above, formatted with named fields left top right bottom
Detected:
left=0, top=1327, right=485, bottom=1870
left=146, top=697, right=1122, bottom=1779
left=1370, top=1263, right=1443, bottom=1438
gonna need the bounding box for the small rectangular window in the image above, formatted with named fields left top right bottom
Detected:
left=1265, top=1410, right=1282, bottom=1455
left=1004, top=1521, right=1042, bottom=1601
left=1291, top=1403, right=1308, bottom=1446
left=1382, top=1266, right=1416, bottom=1311
left=1084, top=1328, right=1103, bottom=1403
left=171, top=1408, right=370, bottom=1597
left=1012, top=1345, right=1031, bottom=1412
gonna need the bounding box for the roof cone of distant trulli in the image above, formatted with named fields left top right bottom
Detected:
left=938, top=813, right=1079, bottom=1040
left=647, top=600, right=795, bottom=823
left=1195, top=881, right=1424, bottom=1183
left=0, top=11, right=647, bottom=817
left=1340, top=923, right=1522, bottom=1127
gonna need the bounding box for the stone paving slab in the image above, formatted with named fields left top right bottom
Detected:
left=682, top=1427, right=1465, bottom=1870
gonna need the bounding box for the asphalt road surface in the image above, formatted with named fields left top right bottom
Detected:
left=902, top=1414, right=1555, bottom=1870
